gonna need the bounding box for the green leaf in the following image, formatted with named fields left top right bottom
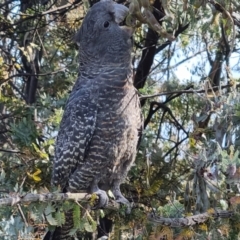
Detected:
left=100, top=209, right=105, bottom=218
left=45, top=204, right=55, bottom=215
left=73, top=204, right=81, bottom=229
left=46, top=214, right=58, bottom=226
left=0, top=170, right=5, bottom=183
left=69, top=228, right=78, bottom=236
left=55, top=210, right=65, bottom=226
left=84, top=221, right=95, bottom=232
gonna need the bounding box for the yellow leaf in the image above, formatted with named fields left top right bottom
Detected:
left=27, top=172, right=32, bottom=178
left=198, top=223, right=208, bottom=231
left=33, top=168, right=41, bottom=176
left=218, top=224, right=230, bottom=237
left=32, top=175, right=41, bottom=182
left=27, top=168, right=42, bottom=182
left=189, top=137, right=196, bottom=148
left=39, top=151, right=49, bottom=159
left=207, top=208, right=215, bottom=215
left=149, top=226, right=173, bottom=240
left=181, top=228, right=195, bottom=238
left=143, top=179, right=162, bottom=196
left=32, top=143, right=49, bottom=159
left=14, top=63, right=21, bottom=70
left=89, top=193, right=98, bottom=206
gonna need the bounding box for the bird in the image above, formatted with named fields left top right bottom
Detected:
left=44, top=0, right=142, bottom=239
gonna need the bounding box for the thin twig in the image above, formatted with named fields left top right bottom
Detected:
left=17, top=204, right=28, bottom=227
left=208, top=0, right=235, bottom=59
left=140, top=83, right=239, bottom=100
left=0, top=68, right=66, bottom=85
left=0, top=149, right=25, bottom=154
left=162, top=136, right=188, bottom=159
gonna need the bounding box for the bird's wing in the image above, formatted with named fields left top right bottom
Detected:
left=52, top=86, right=98, bottom=190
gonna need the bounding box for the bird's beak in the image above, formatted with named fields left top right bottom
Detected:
left=120, top=26, right=134, bottom=37
left=112, top=2, right=134, bottom=37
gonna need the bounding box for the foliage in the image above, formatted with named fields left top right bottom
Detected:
left=0, top=0, right=240, bottom=239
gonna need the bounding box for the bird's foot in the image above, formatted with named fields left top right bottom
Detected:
left=92, top=189, right=109, bottom=209
left=112, top=188, right=131, bottom=213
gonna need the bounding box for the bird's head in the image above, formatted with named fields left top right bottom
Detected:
left=75, top=0, right=133, bottom=65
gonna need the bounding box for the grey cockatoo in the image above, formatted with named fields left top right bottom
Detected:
left=44, top=0, right=142, bottom=239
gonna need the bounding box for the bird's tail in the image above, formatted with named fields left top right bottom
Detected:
left=97, top=216, right=113, bottom=239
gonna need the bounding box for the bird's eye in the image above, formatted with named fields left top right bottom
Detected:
left=103, top=21, right=110, bottom=28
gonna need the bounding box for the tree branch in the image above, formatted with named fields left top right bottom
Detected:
left=1, top=192, right=234, bottom=228
left=155, top=23, right=190, bottom=54
left=0, top=192, right=120, bottom=210
left=208, top=0, right=240, bottom=28
left=144, top=101, right=188, bottom=135
left=148, top=209, right=234, bottom=227
left=133, top=0, right=165, bottom=91
left=140, top=83, right=239, bottom=100
left=208, top=0, right=235, bottom=58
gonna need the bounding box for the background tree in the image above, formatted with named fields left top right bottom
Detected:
left=0, top=0, right=240, bottom=239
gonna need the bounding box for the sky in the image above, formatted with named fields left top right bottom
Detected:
left=174, top=46, right=240, bottom=82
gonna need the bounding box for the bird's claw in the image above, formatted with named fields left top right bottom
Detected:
left=113, top=189, right=131, bottom=214
left=92, top=189, right=109, bottom=209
